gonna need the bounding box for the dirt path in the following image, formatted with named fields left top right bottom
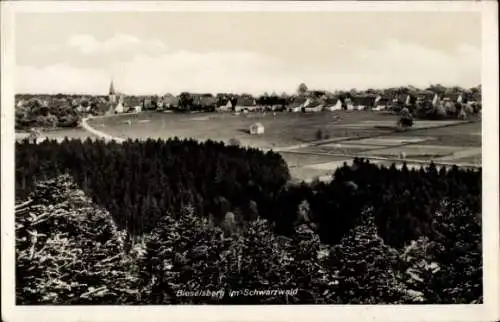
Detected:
left=81, top=116, right=126, bottom=143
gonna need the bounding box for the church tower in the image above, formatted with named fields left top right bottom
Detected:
left=109, top=79, right=117, bottom=104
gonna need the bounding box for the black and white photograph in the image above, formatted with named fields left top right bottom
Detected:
left=1, top=1, right=498, bottom=321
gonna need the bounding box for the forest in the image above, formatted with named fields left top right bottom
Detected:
left=15, top=138, right=482, bottom=304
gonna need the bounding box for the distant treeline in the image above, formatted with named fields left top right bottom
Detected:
left=16, top=138, right=481, bottom=249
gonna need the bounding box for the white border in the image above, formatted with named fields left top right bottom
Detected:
left=1, top=2, right=498, bottom=322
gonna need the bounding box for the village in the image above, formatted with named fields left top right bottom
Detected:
left=15, top=81, right=482, bottom=127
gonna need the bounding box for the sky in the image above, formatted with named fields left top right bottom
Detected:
left=15, top=11, right=482, bottom=95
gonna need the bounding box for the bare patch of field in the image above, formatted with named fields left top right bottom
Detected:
left=300, top=145, right=368, bottom=155
left=289, top=167, right=336, bottom=182
left=305, top=160, right=356, bottom=171
left=339, top=119, right=461, bottom=129
left=280, top=152, right=348, bottom=168
left=192, top=116, right=210, bottom=121
left=352, top=136, right=434, bottom=146
left=16, top=128, right=98, bottom=142
left=363, top=145, right=463, bottom=158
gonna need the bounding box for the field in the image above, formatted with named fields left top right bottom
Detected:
left=15, top=128, right=98, bottom=142
left=86, top=111, right=481, bottom=181
left=15, top=111, right=481, bottom=182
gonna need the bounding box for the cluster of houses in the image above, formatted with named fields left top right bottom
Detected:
left=104, top=92, right=480, bottom=116
left=15, top=80, right=482, bottom=119
left=106, top=78, right=481, bottom=115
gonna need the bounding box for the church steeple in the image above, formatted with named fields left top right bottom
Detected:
left=109, top=79, right=117, bottom=104
left=109, top=79, right=116, bottom=95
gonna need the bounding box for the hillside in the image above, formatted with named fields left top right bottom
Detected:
left=15, top=144, right=482, bottom=304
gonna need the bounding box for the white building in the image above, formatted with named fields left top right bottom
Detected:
left=324, top=98, right=342, bottom=111
left=217, top=100, right=233, bottom=112
left=249, top=122, right=265, bottom=135
left=107, top=79, right=127, bottom=114
left=114, top=96, right=125, bottom=114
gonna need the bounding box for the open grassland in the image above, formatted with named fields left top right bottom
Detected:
left=89, top=111, right=480, bottom=148
left=85, top=110, right=481, bottom=181
left=20, top=111, right=476, bottom=182
left=14, top=110, right=482, bottom=182
left=87, top=111, right=400, bottom=149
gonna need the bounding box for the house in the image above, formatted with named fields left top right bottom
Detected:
left=114, top=96, right=125, bottom=114
left=75, top=102, right=91, bottom=113
left=217, top=98, right=233, bottom=112
left=442, top=93, right=464, bottom=104
left=344, top=97, right=355, bottom=110
left=323, top=97, right=342, bottom=111
left=123, top=97, right=143, bottom=110
left=390, top=93, right=417, bottom=111
left=142, top=97, right=154, bottom=110
left=257, top=95, right=286, bottom=111
left=441, top=98, right=457, bottom=115
left=193, top=95, right=217, bottom=111
left=302, top=99, right=323, bottom=112
left=162, top=95, right=179, bottom=110
left=129, top=105, right=142, bottom=113
left=351, top=95, right=377, bottom=110
left=416, top=91, right=437, bottom=104
left=468, top=91, right=481, bottom=104
left=234, top=96, right=257, bottom=112
left=373, top=96, right=389, bottom=111
left=392, top=93, right=411, bottom=106
left=287, top=97, right=307, bottom=112
left=249, top=122, right=265, bottom=135
left=438, top=93, right=464, bottom=116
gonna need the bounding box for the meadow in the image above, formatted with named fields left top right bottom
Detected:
left=86, top=111, right=400, bottom=148
left=86, top=110, right=481, bottom=181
